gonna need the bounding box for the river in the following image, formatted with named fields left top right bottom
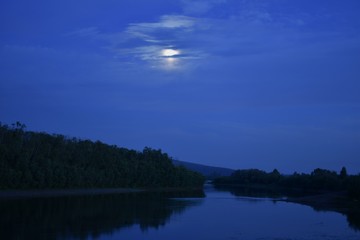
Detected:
left=0, top=185, right=359, bottom=239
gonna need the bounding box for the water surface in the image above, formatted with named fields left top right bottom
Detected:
left=0, top=186, right=359, bottom=240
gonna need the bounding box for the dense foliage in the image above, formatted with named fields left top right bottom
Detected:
left=0, top=122, right=205, bottom=189
left=213, top=167, right=360, bottom=200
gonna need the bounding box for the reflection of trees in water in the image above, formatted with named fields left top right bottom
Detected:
left=309, top=203, right=360, bottom=232
left=347, top=209, right=360, bottom=232
left=216, top=185, right=360, bottom=232
left=0, top=191, right=204, bottom=240
left=215, top=185, right=283, bottom=199
left=214, top=185, right=315, bottom=199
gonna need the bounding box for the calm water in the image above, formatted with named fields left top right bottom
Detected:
left=0, top=185, right=359, bottom=240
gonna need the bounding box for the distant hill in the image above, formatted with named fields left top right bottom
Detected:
left=172, top=160, right=235, bottom=179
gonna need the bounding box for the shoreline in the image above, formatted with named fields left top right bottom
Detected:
left=0, top=188, right=145, bottom=199
left=282, top=191, right=360, bottom=214
left=214, top=183, right=360, bottom=211
left=0, top=187, right=205, bottom=200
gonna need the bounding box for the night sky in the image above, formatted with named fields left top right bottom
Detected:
left=1, top=0, right=359, bottom=173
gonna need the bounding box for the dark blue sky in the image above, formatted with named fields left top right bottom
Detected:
left=1, top=0, right=359, bottom=173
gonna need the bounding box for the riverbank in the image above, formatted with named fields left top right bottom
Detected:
left=0, top=188, right=145, bottom=199
left=214, top=183, right=360, bottom=213
left=283, top=191, right=360, bottom=214
left=0, top=187, right=206, bottom=199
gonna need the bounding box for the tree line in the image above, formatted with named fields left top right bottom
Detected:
left=213, top=167, right=360, bottom=200
left=0, top=122, right=205, bottom=189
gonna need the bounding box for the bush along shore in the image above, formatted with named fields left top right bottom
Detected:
left=0, top=122, right=205, bottom=190
left=213, top=168, right=360, bottom=230
left=213, top=167, right=360, bottom=216
left=213, top=168, right=360, bottom=202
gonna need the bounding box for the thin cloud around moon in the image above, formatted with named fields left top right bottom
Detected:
left=162, top=49, right=181, bottom=57
left=114, top=15, right=205, bottom=70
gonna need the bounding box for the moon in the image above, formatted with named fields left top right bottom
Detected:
left=161, top=49, right=180, bottom=57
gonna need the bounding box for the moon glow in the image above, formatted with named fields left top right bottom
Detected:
left=161, top=49, right=180, bottom=57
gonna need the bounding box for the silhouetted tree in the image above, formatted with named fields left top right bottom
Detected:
left=0, top=122, right=205, bottom=189
left=340, top=166, right=348, bottom=179
left=213, top=165, right=359, bottom=200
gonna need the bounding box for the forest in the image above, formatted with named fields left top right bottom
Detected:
left=213, top=168, right=360, bottom=200
left=0, top=122, right=205, bottom=189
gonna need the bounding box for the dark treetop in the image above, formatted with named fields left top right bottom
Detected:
left=0, top=122, right=205, bottom=189
left=213, top=168, right=360, bottom=201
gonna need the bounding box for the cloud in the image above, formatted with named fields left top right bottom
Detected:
left=66, top=1, right=307, bottom=71
left=120, top=45, right=164, bottom=61
left=181, top=0, right=227, bottom=15
left=66, top=0, right=360, bottom=76
left=128, top=15, right=195, bottom=31
left=112, top=15, right=207, bottom=70
left=124, top=15, right=198, bottom=46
